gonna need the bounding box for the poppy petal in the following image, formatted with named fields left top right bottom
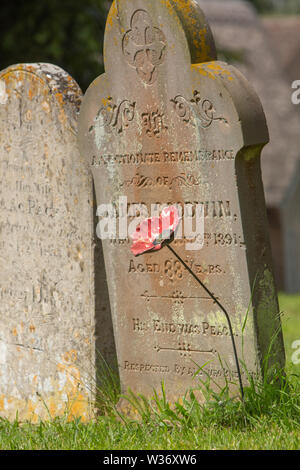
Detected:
left=130, top=205, right=180, bottom=256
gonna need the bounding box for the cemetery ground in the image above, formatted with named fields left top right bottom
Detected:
left=0, top=293, right=299, bottom=451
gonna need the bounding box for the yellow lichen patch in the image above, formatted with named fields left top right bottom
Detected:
left=0, top=394, right=38, bottom=423
left=194, top=27, right=211, bottom=63
left=160, top=0, right=177, bottom=16
left=55, top=92, right=64, bottom=106
left=205, top=62, right=234, bottom=79
left=41, top=100, right=50, bottom=113
left=0, top=390, right=91, bottom=423
left=159, top=0, right=216, bottom=63
left=160, top=0, right=194, bottom=18
left=58, top=108, right=66, bottom=125
left=28, top=87, right=35, bottom=100
left=56, top=362, right=90, bottom=422
left=66, top=392, right=90, bottom=420
left=63, top=349, right=78, bottom=364
left=106, top=0, right=118, bottom=30
left=0, top=361, right=91, bottom=423
left=0, top=348, right=92, bottom=423
left=0, top=75, right=14, bottom=96
left=193, top=62, right=234, bottom=81
left=193, top=64, right=216, bottom=79
left=24, top=65, right=35, bottom=74
left=101, top=97, right=111, bottom=108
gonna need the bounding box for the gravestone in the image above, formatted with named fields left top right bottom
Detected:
left=0, top=63, right=114, bottom=422
left=78, top=0, right=285, bottom=403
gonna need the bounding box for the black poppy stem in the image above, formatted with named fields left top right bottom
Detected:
left=166, top=243, right=244, bottom=401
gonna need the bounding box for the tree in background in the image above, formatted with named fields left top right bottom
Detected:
left=248, top=0, right=275, bottom=12
left=1, top=0, right=111, bottom=91
left=248, top=0, right=300, bottom=13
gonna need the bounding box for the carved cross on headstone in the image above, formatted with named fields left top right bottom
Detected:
left=122, top=9, right=167, bottom=85
left=79, top=0, right=285, bottom=405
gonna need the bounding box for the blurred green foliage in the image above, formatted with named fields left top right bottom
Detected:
left=1, top=0, right=112, bottom=92
left=248, top=0, right=300, bottom=13
left=2, top=0, right=300, bottom=93
left=248, top=0, right=275, bottom=12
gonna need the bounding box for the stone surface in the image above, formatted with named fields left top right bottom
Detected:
left=79, top=0, right=285, bottom=401
left=0, top=63, right=113, bottom=422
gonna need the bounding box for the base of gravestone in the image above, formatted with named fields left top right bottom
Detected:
left=115, top=383, right=240, bottom=421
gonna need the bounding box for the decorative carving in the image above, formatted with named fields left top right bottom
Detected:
left=90, top=97, right=136, bottom=135
left=171, top=174, right=202, bottom=188
left=141, top=109, right=168, bottom=138
left=154, top=342, right=215, bottom=358
left=120, top=172, right=202, bottom=189
left=171, top=91, right=228, bottom=128
left=141, top=290, right=218, bottom=304
left=122, top=9, right=167, bottom=85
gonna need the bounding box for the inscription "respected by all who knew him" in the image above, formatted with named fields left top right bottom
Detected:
left=123, top=361, right=255, bottom=381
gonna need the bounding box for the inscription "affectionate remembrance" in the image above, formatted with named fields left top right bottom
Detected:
left=91, top=149, right=234, bottom=166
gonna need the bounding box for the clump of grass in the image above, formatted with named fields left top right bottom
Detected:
left=94, top=351, right=120, bottom=415
left=119, top=365, right=300, bottom=433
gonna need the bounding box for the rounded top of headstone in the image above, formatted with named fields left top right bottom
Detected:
left=0, top=63, right=82, bottom=135
left=103, top=0, right=217, bottom=76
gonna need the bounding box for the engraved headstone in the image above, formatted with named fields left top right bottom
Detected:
left=0, top=63, right=112, bottom=422
left=78, top=0, right=285, bottom=403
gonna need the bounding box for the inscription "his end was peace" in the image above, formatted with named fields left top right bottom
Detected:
left=132, top=318, right=236, bottom=338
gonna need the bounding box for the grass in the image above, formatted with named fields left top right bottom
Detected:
left=0, top=293, right=299, bottom=450
left=279, top=293, right=300, bottom=374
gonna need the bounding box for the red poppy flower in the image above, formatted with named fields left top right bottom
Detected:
left=130, top=206, right=180, bottom=256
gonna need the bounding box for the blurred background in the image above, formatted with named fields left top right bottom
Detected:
left=2, top=0, right=300, bottom=91
left=1, top=0, right=300, bottom=295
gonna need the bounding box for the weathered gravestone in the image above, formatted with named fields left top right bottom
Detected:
left=0, top=63, right=114, bottom=422
left=78, top=0, right=285, bottom=402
